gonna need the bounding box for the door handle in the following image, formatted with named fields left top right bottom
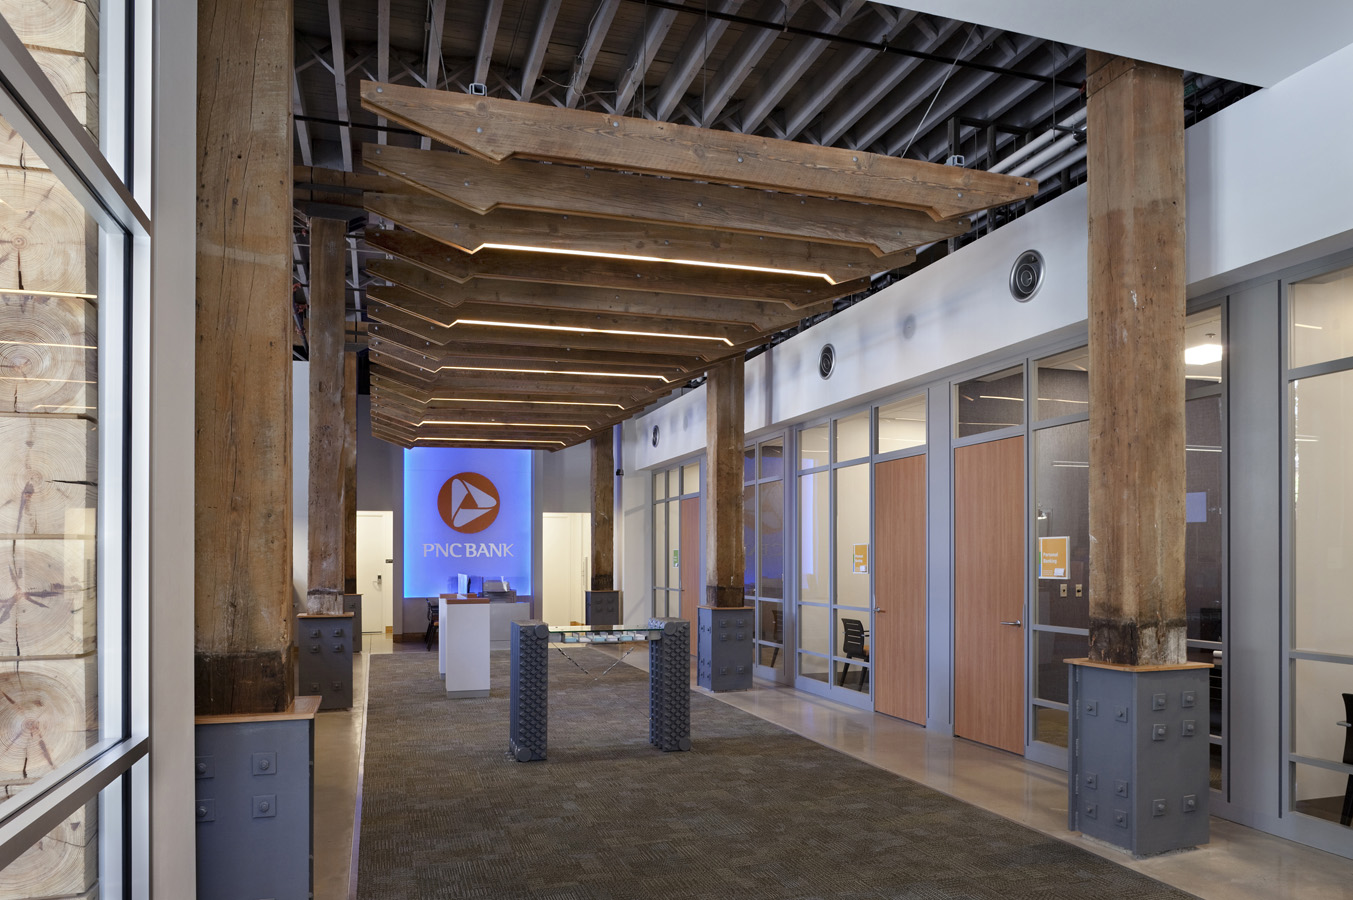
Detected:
left=999, top=619, right=1022, bottom=627
left=873, top=607, right=884, bottom=613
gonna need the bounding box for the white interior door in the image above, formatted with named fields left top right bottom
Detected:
left=356, top=510, right=394, bottom=633
left=542, top=513, right=590, bottom=625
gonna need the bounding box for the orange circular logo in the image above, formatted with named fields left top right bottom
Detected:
left=437, top=472, right=501, bottom=534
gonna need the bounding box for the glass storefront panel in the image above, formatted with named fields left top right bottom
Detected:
left=799, top=423, right=829, bottom=470
left=1187, top=646, right=1224, bottom=739
left=1291, top=369, right=1353, bottom=656
left=1292, top=658, right=1353, bottom=762
left=667, top=468, right=678, bottom=498
left=682, top=462, right=700, bottom=495
left=667, top=500, right=680, bottom=581
left=798, top=652, right=830, bottom=685
left=1185, top=395, right=1224, bottom=641
left=743, top=484, right=755, bottom=596
left=653, top=471, right=666, bottom=500
left=1185, top=307, right=1224, bottom=386
left=832, top=657, right=870, bottom=693
left=834, top=465, right=870, bottom=609
left=798, top=603, right=830, bottom=656
left=653, top=505, right=666, bottom=589
left=835, top=410, right=870, bottom=462
left=1293, top=761, right=1353, bottom=826
left=877, top=395, right=926, bottom=454
left=1289, top=264, right=1353, bottom=370
left=1033, top=421, right=1091, bottom=630
left=955, top=365, right=1024, bottom=437
left=743, top=446, right=755, bottom=483
left=799, top=472, right=829, bottom=603
left=759, top=482, right=785, bottom=600
left=1035, top=347, right=1090, bottom=420
left=1033, top=630, right=1087, bottom=705
left=760, top=439, right=784, bottom=480
left=757, top=600, right=786, bottom=678
left=1034, top=706, right=1069, bottom=749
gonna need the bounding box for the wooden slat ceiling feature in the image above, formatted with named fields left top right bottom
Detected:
left=364, top=192, right=884, bottom=297
left=359, top=82, right=1038, bottom=219
left=366, top=258, right=834, bottom=331
left=362, top=143, right=969, bottom=254
left=363, top=226, right=893, bottom=304
left=357, top=82, right=1037, bottom=450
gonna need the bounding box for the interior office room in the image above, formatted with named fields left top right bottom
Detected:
left=1, top=0, right=1353, bottom=897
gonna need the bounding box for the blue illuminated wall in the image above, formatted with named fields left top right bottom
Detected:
left=403, top=448, right=533, bottom=596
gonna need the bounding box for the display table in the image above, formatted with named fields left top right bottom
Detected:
left=438, top=594, right=490, bottom=698
left=508, top=618, right=691, bottom=762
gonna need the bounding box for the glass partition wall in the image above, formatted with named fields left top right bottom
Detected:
left=1284, top=263, right=1353, bottom=832
left=651, top=462, right=701, bottom=618
left=793, top=398, right=927, bottom=709
left=744, top=437, right=787, bottom=680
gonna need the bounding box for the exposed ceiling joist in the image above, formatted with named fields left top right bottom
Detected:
left=650, top=0, right=744, bottom=121
left=476, top=0, right=505, bottom=87
left=326, top=0, right=354, bottom=170
left=566, top=0, right=622, bottom=109
left=519, top=0, right=563, bottom=100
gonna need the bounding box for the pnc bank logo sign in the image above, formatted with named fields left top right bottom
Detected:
left=437, top=472, right=500, bottom=534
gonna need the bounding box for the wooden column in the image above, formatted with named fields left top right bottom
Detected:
left=1086, top=52, right=1187, bottom=666
left=307, top=217, right=347, bottom=614
left=704, top=356, right=745, bottom=607
left=343, top=350, right=358, bottom=594
left=589, top=431, right=615, bottom=592
left=195, top=0, right=295, bottom=714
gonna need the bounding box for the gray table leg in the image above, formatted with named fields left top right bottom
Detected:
left=649, top=618, right=692, bottom=752
left=509, top=620, right=550, bottom=761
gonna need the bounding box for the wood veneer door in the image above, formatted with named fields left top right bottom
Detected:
left=953, top=437, right=1025, bottom=754
left=679, top=496, right=701, bottom=654
left=874, top=455, right=927, bottom=724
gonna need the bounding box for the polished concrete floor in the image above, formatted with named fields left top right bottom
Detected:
left=314, top=634, right=1353, bottom=900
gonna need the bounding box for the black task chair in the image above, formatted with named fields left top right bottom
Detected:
left=839, top=618, right=870, bottom=691
left=424, top=599, right=439, bottom=651
left=1340, top=693, right=1353, bottom=826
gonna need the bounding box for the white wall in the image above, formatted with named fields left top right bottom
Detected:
left=1186, top=42, right=1353, bottom=296
left=539, top=440, right=592, bottom=512
left=628, top=184, right=1092, bottom=470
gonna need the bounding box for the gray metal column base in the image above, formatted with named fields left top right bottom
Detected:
left=195, top=712, right=314, bottom=900
left=509, top=620, right=550, bottom=761
left=1068, top=660, right=1212, bottom=856
left=585, top=590, right=621, bottom=627
left=697, top=606, right=754, bottom=692
left=649, top=618, right=692, bottom=751
left=343, top=593, right=363, bottom=649
left=297, top=613, right=354, bottom=710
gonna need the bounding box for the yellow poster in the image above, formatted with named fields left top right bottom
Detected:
left=1039, top=536, right=1069, bottom=580
left=852, top=543, right=869, bottom=574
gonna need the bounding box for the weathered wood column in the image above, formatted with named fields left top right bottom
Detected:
left=590, top=432, right=615, bottom=592
left=584, top=429, right=621, bottom=626
left=705, top=356, right=745, bottom=608
left=195, top=0, right=295, bottom=714
left=698, top=356, right=752, bottom=691
left=307, top=217, right=347, bottom=614
left=1086, top=52, right=1187, bottom=666
left=1069, top=53, right=1209, bottom=856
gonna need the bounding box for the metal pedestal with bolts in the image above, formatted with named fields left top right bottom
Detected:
left=195, top=696, right=319, bottom=900
left=296, top=612, right=354, bottom=709
left=1067, top=659, right=1212, bottom=855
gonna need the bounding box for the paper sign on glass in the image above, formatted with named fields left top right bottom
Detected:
left=852, top=543, right=869, bottom=574
left=1039, top=536, right=1070, bottom=580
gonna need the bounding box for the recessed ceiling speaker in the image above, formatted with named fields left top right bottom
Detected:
left=1009, top=250, right=1045, bottom=302
left=651, top=424, right=660, bottom=447
left=818, top=343, right=836, bottom=380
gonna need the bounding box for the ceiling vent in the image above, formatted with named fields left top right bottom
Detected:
left=818, top=344, right=836, bottom=380
left=1010, top=250, right=1045, bottom=302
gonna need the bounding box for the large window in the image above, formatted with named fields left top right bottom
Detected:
left=651, top=462, right=700, bottom=618
left=1285, top=264, right=1353, bottom=829
left=0, top=4, right=149, bottom=891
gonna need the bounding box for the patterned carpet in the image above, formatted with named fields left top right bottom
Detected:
left=356, top=648, right=1197, bottom=900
